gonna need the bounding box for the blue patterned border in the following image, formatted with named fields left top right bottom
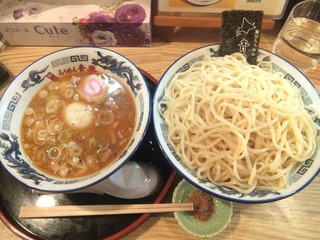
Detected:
left=136, top=93, right=144, bottom=132
left=70, top=55, right=88, bottom=62
left=290, top=159, right=315, bottom=183
left=91, top=51, right=141, bottom=96
left=51, top=55, right=89, bottom=68
left=266, top=59, right=313, bottom=105
left=284, top=73, right=313, bottom=105
left=2, top=92, right=21, bottom=131
left=175, top=55, right=205, bottom=74
left=51, top=56, right=70, bottom=68
left=0, top=133, right=53, bottom=185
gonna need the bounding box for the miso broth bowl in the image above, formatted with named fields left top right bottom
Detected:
left=0, top=47, right=151, bottom=192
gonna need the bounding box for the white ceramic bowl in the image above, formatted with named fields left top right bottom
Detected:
left=153, top=44, right=320, bottom=203
left=0, top=47, right=151, bottom=192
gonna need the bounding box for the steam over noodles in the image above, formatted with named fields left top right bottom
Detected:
left=160, top=53, right=319, bottom=194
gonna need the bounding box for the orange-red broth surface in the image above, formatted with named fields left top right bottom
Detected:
left=21, top=72, right=136, bottom=178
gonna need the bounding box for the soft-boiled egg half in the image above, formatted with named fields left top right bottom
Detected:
left=64, top=102, right=93, bottom=129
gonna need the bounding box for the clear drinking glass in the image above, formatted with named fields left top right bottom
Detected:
left=273, top=0, right=320, bottom=73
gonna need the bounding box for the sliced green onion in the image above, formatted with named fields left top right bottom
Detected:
left=46, top=146, right=62, bottom=160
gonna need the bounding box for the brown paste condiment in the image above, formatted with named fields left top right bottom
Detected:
left=187, top=189, right=214, bottom=222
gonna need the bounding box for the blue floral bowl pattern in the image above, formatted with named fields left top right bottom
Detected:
left=153, top=44, right=320, bottom=203
left=0, top=47, right=151, bottom=192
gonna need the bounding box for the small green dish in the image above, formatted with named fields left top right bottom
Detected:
left=172, top=179, right=233, bottom=238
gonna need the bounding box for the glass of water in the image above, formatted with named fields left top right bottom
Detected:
left=273, top=0, right=320, bottom=73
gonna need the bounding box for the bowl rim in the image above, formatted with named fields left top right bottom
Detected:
left=0, top=46, right=152, bottom=192
left=153, top=44, right=320, bottom=203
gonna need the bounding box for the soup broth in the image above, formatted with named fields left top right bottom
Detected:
left=21, top=72, right=136, bottom=178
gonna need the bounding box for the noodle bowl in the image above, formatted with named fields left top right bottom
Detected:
left=0, top=47, right=151, bottom=192
left=153, top=45, right=320, bottom=202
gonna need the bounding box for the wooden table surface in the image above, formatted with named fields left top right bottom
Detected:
left=0, top=25, right=320, bottom=240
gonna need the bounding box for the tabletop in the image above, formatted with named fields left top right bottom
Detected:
left=0, top=24, right=320, bottom=240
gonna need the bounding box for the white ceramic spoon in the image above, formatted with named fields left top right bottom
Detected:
left=33, top=161, right=163, bottom=199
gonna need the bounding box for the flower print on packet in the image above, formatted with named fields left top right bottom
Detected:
left=75, top=3, right=150, bottom=47
left=13, top=5, right=42, bottom=20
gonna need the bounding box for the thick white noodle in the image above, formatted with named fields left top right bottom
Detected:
left=160, top=53, right=319, bottom=194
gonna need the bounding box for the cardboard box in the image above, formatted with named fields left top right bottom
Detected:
left=0, top=0, right=151, bottom=46
left=158, top=0, right=289, bottom=20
